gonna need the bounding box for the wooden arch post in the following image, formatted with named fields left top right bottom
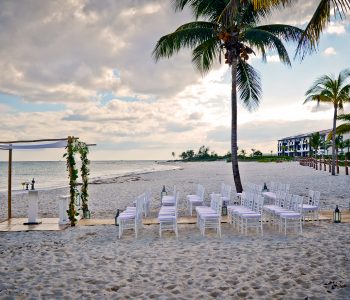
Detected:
left=8, top=148, right=12, bottom=219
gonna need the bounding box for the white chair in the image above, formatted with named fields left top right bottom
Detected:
left=158, top=191, right=179, bottom=238
left=279, top=195, right=303, bottom=235
left=263, top=190, right=287, bottom=225
left=117, top=194, right=144, bottom=239
left=187, top=184, right=205, bottom=216
left=221, top=183, right=232, bottom=206
left=300, top=190, right=320, bottom=222
left=239, top=194, right=264, bottom=235
left=196, top=193, right=219, bottom=227
left=229, top=192, right=255, bottom=228
left=144, top=189, right=151, bottom=217
left=161, top=185, right=177, bottom=206
left=198, top=194, right=222, bottom=237
left=269, top=181, right=277, bottom=192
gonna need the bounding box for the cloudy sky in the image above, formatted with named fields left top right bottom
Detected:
left=0, top=0, right=349, bottom=161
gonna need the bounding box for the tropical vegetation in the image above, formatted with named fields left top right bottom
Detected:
left=153, top=0, right=304, bottom=192
left=310, top=132, right=322, bottom=157
left=304, top=69, right=350, bottom=175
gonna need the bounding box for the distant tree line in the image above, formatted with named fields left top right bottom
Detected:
left=176, top=146, right=288, bottom=162
left=178, top=145, right=230, bottom=161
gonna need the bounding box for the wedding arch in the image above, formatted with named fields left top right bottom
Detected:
left=0, top=136, right=94, bottom=226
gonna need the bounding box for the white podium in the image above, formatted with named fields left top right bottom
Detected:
left=58, top=195, right=70, bottom=225
left=24, top=190, right=41, bottom=225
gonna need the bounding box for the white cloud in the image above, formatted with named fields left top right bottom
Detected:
left=266, top=55, right=280, bottom=63
left=0, top=0, right=349, bottom=160
left=326, top=22, right=346, bottom=35
left=323, top=47, right=337, bottom=56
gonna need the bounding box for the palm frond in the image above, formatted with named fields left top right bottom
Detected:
left=236, top=59, right=262, bottom=111
left=153, top=21, right=217, bottom=61
left=337, top=113, right=350, bottom=122
left=338, top=68, right=350, bottom=86
left=296, top=0, right=350, bottom=59
left=305, top=74, right=333, bottom=96
left=173, top=0, right=228, bottom=21
left=219, top=0, right=278, bottom=28
left=242, top=27, right=292, bottom=66
left=251, top=24, right=303, bottom=43
left=252, top=0, right=292, bottom=9
left=192, top=37, right=221, bottom=74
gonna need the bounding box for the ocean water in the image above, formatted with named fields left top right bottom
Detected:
left=0, top=160, right=177, bottom=191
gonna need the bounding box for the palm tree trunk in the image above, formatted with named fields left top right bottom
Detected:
left=331, top=104, right=338, bottom=175
left=231, top=56, right=243, bottom=193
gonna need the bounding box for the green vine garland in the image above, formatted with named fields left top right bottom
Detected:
left=77, top=141, right=90, bottom=215
left=63, top=136, right=90, bottom=226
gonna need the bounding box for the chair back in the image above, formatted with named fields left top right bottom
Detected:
left=255, top=185, right=263, bottom=193
left=197, top=184, right=205, bottom=201
left=270, top=181, right=276, bottom=192
left=246, top=192, right=255, bottom=209
left=276, top=190, right=286, bottom=207
left=135, top=194, right=144, bottom=221
left=285, top=184, right=290, bottom=193
left=222, top=184, right=231, bottom=200
left=313, top=191, right=320, bottom=207
left=308, top=190, right=315, bottom=204
left=220, top=183, right=225, bottom=196
left=291, top=194, right=303, bottom=213
left=212, top=194, right=222, bottom=216
left=174, top=191, right=179, bottom=218
left=255, top=195, right=264, bottom=213
left=284, top=193, right=293, bottom=210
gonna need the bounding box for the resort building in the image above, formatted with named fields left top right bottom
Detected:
left=277, top=129, right=332, bottom=157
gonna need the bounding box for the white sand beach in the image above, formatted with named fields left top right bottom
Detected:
left=1, top=161, right=350, bottom=299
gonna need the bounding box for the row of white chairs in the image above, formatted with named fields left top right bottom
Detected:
left=269, top=181, right=290, bottom=193
left=227, top=192, right=264, bottom=235
left=158, top=191, right=179, bottom=237
left=245, top=183, right=263, bottom=193
left=186, top=183, right=232, bottom=216
left=195, top=194, right=222, bottom=237
left=263, top=192, right=304, bottom=235
left=302, top=190, right=321, bottom=222
left=117, top=192, right=148, bottom=238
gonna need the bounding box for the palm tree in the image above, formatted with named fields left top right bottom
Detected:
left=171, top=151, right=176, bottom=160
left=310, top=132, right=322, bottom=158
left=281, top=144, right=287, bottom=156
left=322, top=140, right=332, bottom=156
left=247, top=0, right=350, bottom=57
left=240, top=149, right=247, bottom=157
left=251, top=148, right=256, bottom=157
left=304, top=69, right=350, bottom=175
left=335, top=135, right=344, bottom=155
left=153, top=1, right=303, bottom=192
